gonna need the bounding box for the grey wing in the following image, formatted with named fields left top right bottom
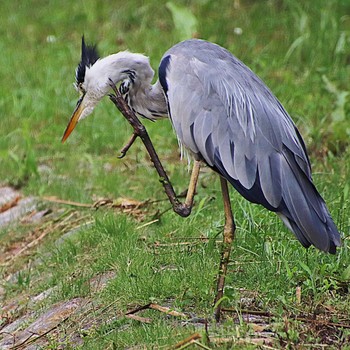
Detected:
left=160, top=41, right=340, bottom=253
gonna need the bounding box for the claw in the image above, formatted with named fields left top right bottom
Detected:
left=118, top=151, right=127, bottom=159
left=108, top=78, right=116, bottom=89
left=118, top=132, right=138, bottom=158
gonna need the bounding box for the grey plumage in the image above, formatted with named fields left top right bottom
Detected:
left=158, top=39, right=340, bottom=253
left=64, top=38, right=341, bottom=254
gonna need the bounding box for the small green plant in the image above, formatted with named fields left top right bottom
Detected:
left=321, top=75, right=350, bottom=152
left=166, top=2, right=198, bottom=41
left=8, top=146, right=39, bottom=189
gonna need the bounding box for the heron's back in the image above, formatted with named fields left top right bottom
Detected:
left=158, top=39, right=341, bottom=253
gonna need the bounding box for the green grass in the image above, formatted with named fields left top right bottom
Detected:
left=0, top=0, right=350, bottom=348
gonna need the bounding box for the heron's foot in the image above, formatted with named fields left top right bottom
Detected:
left=118, top=133, right=138, bottom=158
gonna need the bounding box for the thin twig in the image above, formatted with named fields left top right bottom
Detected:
left=118, top=132, right=138, bottom=158
left=174, top=333, right=202, bottom=349
left=294, top=316, right=350, bottom=329
left=42, top=196, right=91, bottom=208
left=154, top=241, right=204, bottom=247
left=125, top=303, right=152, bottom=315
left=210, top=337, right=276, bottom=348
left=136, top=219, right=159, bottom=230
left=125, top=302, right=187, bottom=319
left=191, top=340, right=212, bottom=350
left=126, top=314, right=152, bottom=323
left=149, top=303, right=187, bottom=317
left=222, top=308, right=350, bottom=329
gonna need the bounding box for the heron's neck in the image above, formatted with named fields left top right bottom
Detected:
left=128, top=80, right=168, bottom=120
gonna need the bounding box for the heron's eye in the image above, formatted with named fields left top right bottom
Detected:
left=74, top=82, right=84, bottom=93
left=77, top=83, right=86, bottom=95
left=119, top=80, right=130, bottom=95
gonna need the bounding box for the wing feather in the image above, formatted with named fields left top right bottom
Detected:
left=159, top=39, right=341, bottom=253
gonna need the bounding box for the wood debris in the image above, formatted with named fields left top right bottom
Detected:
left=125, top=302, right=187, bottom=322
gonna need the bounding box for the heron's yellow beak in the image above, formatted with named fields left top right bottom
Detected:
left=61, top=96, right=85, bottom=143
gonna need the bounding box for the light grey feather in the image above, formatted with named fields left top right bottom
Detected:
left=159, top=39, right=341, bottom=253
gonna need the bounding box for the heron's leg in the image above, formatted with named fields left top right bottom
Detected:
left=184, top=160, right=201, bottom=207
left=118, top=132, right=138, bottom=158
left=108, top=82, right=196, bottom=217
left=214, top=176, right=236, bottom=322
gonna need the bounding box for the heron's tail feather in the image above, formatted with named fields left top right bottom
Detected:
left=211, top=146, right=341, bottom=253
left=277, top=209, right=340, bottom=254
left=277, top=150, right=341, bottom=253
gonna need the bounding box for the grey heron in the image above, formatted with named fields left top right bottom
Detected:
left=62, top=37, right=341, bottom=320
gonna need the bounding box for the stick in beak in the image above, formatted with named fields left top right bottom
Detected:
left=61, top=96, right=85, bottom=143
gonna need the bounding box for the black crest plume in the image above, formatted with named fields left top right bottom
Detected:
left=75, top=36, right=100, bottom=85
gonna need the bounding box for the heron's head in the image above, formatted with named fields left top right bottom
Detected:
left=62, top=37, right=153, bottom=142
